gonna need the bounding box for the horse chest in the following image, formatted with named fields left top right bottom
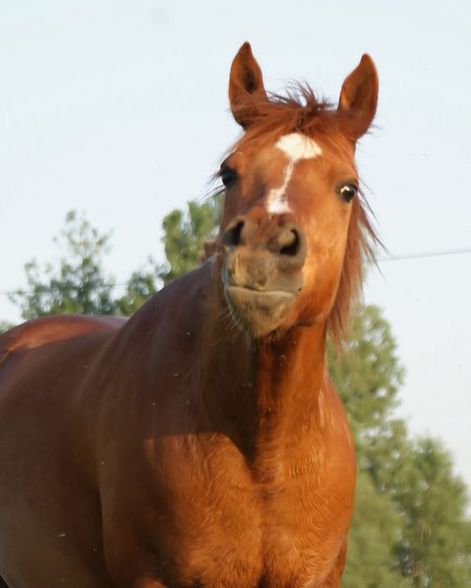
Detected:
left=168, top=489, right=334, bottom=587
left=155, top=451, right=341, bottom=587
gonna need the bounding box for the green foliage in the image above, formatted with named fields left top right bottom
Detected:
left=116, top=268, right=159, bottom=316
left=343, top=472, right=409, bottom=588
left=329, top=307, right=471, bottom=586
left=328, top=304, right=404, bottom=443
left=392, top=438, right=471, bottom=586
left=0, top=321, right=14, bottom=335
left=329, top=307, right=408, bottom=585
left=9, top=211, right=118, bottom=319
left=7, top=198, right=222, bottom=320
left=158, top=196, right=221, bottom=285
left=8, top=211, right=160, bottom=320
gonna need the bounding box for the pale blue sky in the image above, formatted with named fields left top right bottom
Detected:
left=1, top=0, right=470, bottom=490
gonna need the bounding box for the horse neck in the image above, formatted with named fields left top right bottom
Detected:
left=201, top=305, right=328, bottom=462
left=256, top=325, right=327, bottom=431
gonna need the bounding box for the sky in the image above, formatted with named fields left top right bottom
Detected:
left=1, top=1, right=470, bottom=490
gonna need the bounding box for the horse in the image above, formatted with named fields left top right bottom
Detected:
left=0, top=43, right=378, bottom=587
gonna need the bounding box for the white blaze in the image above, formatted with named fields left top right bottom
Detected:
left=266, top=132, right=322, bottom=214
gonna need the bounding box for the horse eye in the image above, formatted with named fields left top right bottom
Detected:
left=337, top=182, right=358, bottom=203
left=220, top=165, right=238, bottom=188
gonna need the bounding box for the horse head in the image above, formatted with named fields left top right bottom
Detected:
left=216, top=43, right=378, bottom=339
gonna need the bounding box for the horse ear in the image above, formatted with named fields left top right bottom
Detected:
left=338, top=54, right=378, bottom=140
left=229, top=42, right=268, bottom=128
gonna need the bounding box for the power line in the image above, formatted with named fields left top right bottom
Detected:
left=1, top=246, right=471, bottom=297
left=376, top=246, right=471, bottom=263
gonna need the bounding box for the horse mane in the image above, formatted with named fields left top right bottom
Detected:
left=330, top=193, right=377, bottom=345
left=227, top=83, right=380, bottom=344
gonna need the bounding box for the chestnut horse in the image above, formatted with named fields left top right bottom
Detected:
left=0, top=44, right=378, bottom=587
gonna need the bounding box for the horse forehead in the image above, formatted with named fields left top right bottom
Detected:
left=274, top=132, right=322, bottom=161
left=262, top=133, right=322, bottom=215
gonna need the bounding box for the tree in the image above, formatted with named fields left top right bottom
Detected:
left=9, top=211, right=118, bottom=318
left=328, top=304, right=404, bottom=445
left=158, top=196, right=221, bottom=286
left=343, top=472, right=409, bottom=588
left=328, top=306, right=410, bottom=585
left=327, top=305, right=412, bottom=500
left=8, top=211, right=160, bottom=320
left=328, top=307, right=471, bottom=586
left=116, top=268, right=159, bottom=316
left=329, top=306, right=471, bottom=588
left=0, top=321, right=13, bottom=335
left=392, top=438, right=471, bottom=586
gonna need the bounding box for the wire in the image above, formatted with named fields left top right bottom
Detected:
left=1, top=246, right=471, bottom=297
left=376, top=246, right=471, bottom=263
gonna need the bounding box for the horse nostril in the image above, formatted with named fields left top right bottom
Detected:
left=223, top=220, right=245, bottom=248
left=279, top=229, right=301, bottom=257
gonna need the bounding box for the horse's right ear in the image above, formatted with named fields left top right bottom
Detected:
left=229, top=43, right=267, bottom=129
left=338, top=54, right=378, bottom=141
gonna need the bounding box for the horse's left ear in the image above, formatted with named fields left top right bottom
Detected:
left=338, top=54, right=378, bottom=140
left=229, top=42, right=268, bottom=128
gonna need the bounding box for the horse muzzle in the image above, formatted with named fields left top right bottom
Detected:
left=221, top=213, right=306, bottom=336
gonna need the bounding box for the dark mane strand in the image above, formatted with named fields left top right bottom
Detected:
left=328, top=192, right=380, bottom=346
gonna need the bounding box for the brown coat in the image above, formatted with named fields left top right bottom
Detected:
left=0, top=43, right=378, bottom=587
